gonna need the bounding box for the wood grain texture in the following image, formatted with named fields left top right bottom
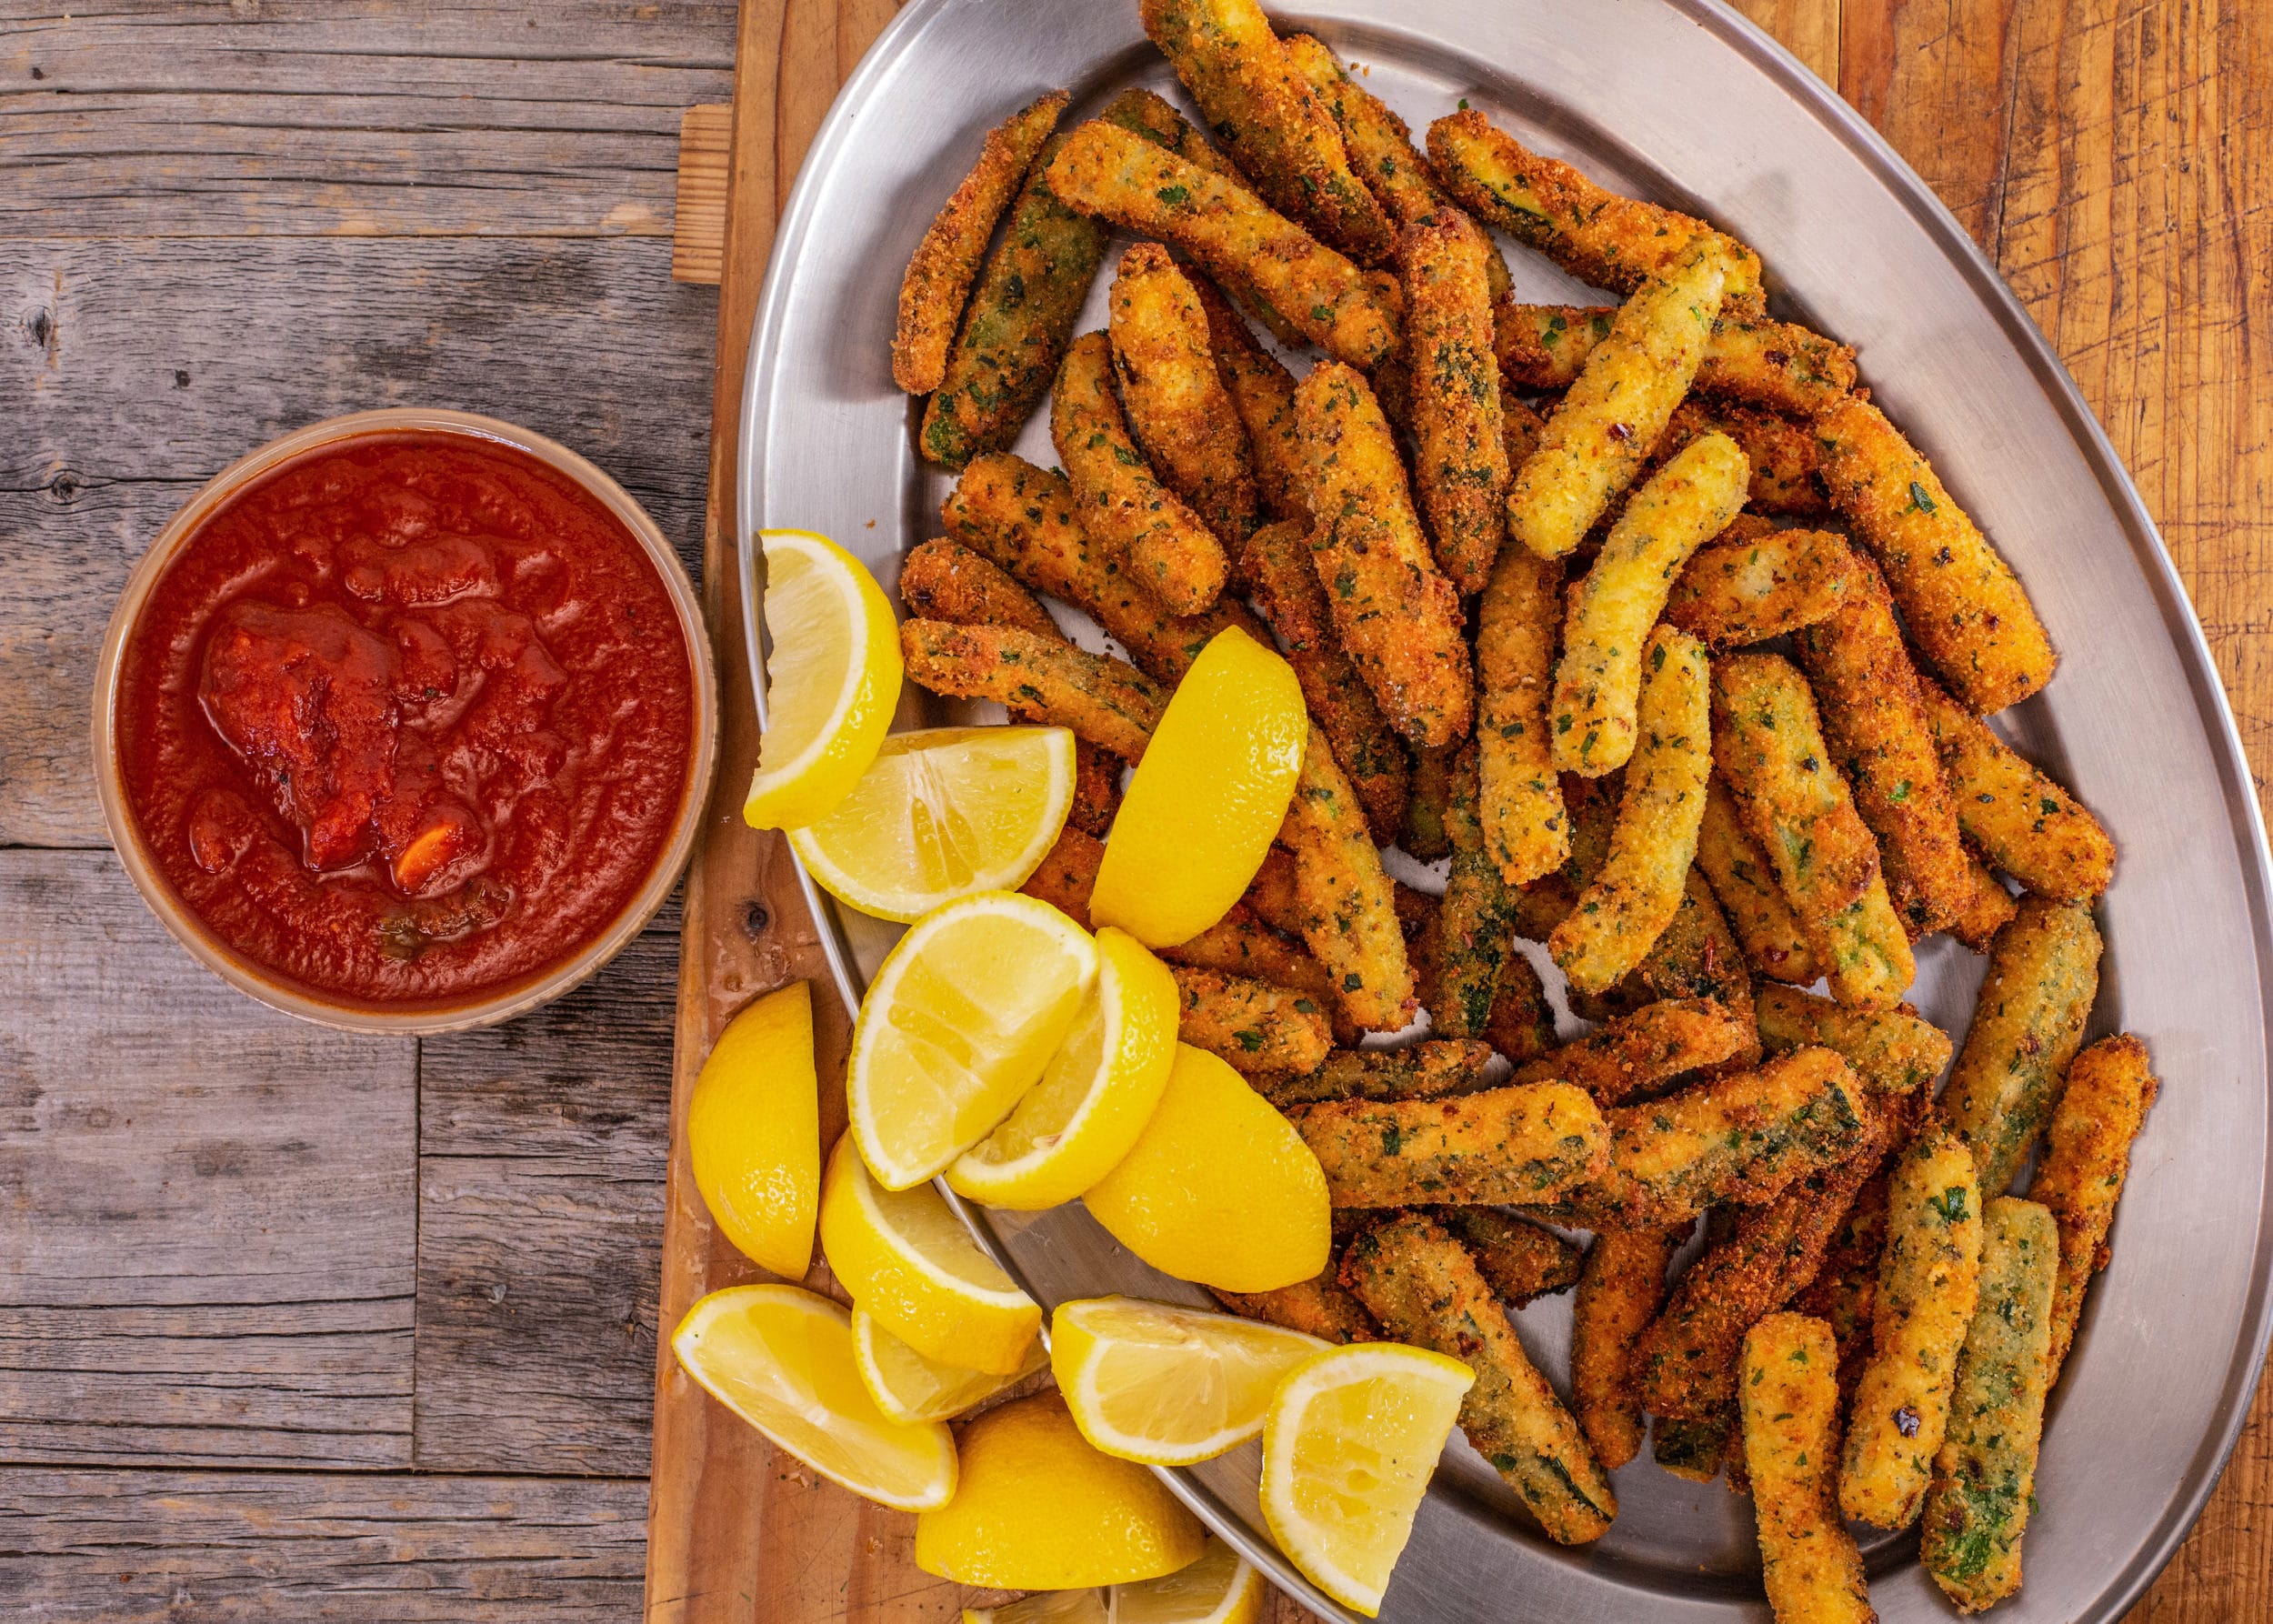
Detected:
left=675, top=105, right=736, bottom=284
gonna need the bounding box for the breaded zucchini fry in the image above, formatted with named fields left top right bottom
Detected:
left=1755, top=984, right=1953, bottom=1098
left=1838, top=1121, right=1984, bottom=1530
left=1572, top=1227, right=1680, bottom=1469
left=1188, top=275, right=1308, bottom=524
left=1656, top=397, right=1827, bottom=516
left=1256, top=1038, right=1496, bottom=1109
left=1814, top=395, right=2056, bottom=714
left=1053, top=330, right=1228, bottom=616
left=900, top=619, right=1165, bottom=761
left=1426, top=1205, right=1584, bottom=1307
left=1740, top=1314, right=1877, bottom=1624
left=894, top=90, right=1070, bottom=395
left=1795, top=554, right=1974, bottom=937
left=1297, top=363, right=1475, bottom=746
left=1212, top=1271, right=1380, bottom=1344
left=1427, top=108, right=1761, bottom=300
left=1789, top=1166, right=1897, bottom=1409
left=1020, top=826, right=1104, bottom=927
left=1948, top=855, right=2020, bottom=952
left=1476, top=527, right=1567, bottom=885
left=1281, top=729, right=1417, bottom=1030
left=1514, top=996, right=1753, bottom=1105
left=1401, top=208, right=1511, bottom=593
left=1166, top=903, right=1347, bottom=1038
left=1292, top=1081, right=1607, bottom=1207
left=920, top=133, right=1106, bottom=470
left=1552, top=627, right=1713, bottom=992
left=1941, top=896, right=2103, bottom=1193
left=1697, top=775, right=1820, bottom=985
left=1918, top=677, right=2116, bottom=900
left=1654, top=1412, right=1734, bottom=1483
left=2028, top=1034, right=2158, bottom=1387
left=1242, top=519, right=1408, bottom=843
left=1667, top=526, right=1859, bottom=649
left=1486, top=948, right=1557, bottom=1066
left=1434, top=744, right=1522, bottom=1038
left=1920, top=1198, right=2059, bottom=1613
left=1046, top=121, right=1399, bottom=366
left=1342, top=1213, right=1617, bottom=1543
left=1107, top=244, right=1259, bottom=550
left=1598, top=867, right=1760, bottom=1044
left=1171, top=965, right=1332, bottom=1077
left=1550, top=1048, right=1869, bottom=1229
left=1401, top=742, right=1457, bottom=859
left=1711, top=652, right=1914, bottom=1009
left=1242, top=845, right=1305, bottom=937
left=1495, top=301, right=1857, bottom=416
left=1510, top=246, right=1737, bottom=563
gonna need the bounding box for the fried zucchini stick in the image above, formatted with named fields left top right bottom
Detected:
left=1495, top=301, right=1857, bottom=417
left=1510, top=244, right=1735, bottom=562
left=1108, top=244, right=1259, bottom=550
left=1712, top=652, right=1914, bottom=1009
left=1242, top=844, right=1305, bottom=937
left=894, top=89, right=1069, bottom=395
left=1657, top=397, right=1828, bottom=516
left=900, top=619, right=1165, bottom=761
left=1297, top=362, right=1475, bottom=745
left=920, top=133, right=1106, bottom=470
left=1435, top=744, right=1523, bottom=1038
left=1053, top=331, right=1228, bottom=616
left=1948, top=856, right=2021, bottom=952
left=1292, top=1081, right=1607, bottom=1207
left=1697, top=775, right=1820, bottom=985
left=1427, top=108, right=1762, bottom=301
left=1572, top=1227, right=1680, bottom=1469
left=1838, top=1121, right=1983, bottom=1530
left=1212, top=1271, right=1380, bottom=1344
left=1281, top=729, right=1417, bottom=1030
left=1171, top=965, right=1332, bottom=1077
left=1741, top=1314, right=1877, bottom=1624
left=2028, top=1034, right=2158, bottom=1387
left=1426, top=1205, right=1583, bottom=1306
left=1513, top=996, right=1753, bottom=1105
left=1256, top=1038, right=1496, bottom=1109
left=1667, top=527, right=1858, bottom=649
left=1599, top=867, right=1759, bottom=1042
left=1046, top=121, right=1399, bottom=367
left=1918, top=677, right=2116, bottom=900
left=1342, top=1214, right=1617, bottom=1543
left=1795, top=554, right=1974, bottom=937
left=1942, top=896, right=2103, bottom=1193
left=1789, top=1167, right=1896, bottom=1409
left=1188, top=275, right=1309, bottom=524
left=1920, top=1198, right=2059, bottom=1612
left=1755, top=984, right=1953, bottom=1098
left=1654, top=1413, right=1735, bottom=1483
left=1476, top=523, right=1567, bottom=886
left=1552, top=627, right=1712, bottom=992
left=1242, top=519, right=1408, bottom=843
left=1814, top=395, right=2055, bottom=715
left=1402, top=742, right=1457, bottom=859
left=1402, top=209, right=1510, bottom=593
left=1020, top=826, right=1106, bottom=927
left=1486, top=948, right=1557, bottom=1065
left=1549, top=1048, right=1869, bottom=1229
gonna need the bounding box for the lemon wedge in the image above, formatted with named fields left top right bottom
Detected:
left=915, top=1391, right=1206, bottom=1588
left=852, top=1306, right=1046, bottom=1425
left=947, top=927, right=1178, bottom=1210
left=848, top=890, right=1098, bottom=1188
left=1260, top=1343, right=1476, bottom=1617
left=670, top=1282, right=956, bottom=1511
left=791, top=726, right=1077, bottom=923
left=1118, top=1538, right=1266, bottom=1624
left=687, top=981, right=818, bottom=1278
left=1092, top=627, right=1306, bottom=947
left=1082, top=1045, right=1330, bottom=1294
left=745, top=529, right=904, bottom=831
left=817, top=1136, right=1040, bottom=1374
left=1052, top=1296, right=1326, bottom=1467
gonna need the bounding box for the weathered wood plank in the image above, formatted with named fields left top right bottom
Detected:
left=1728, top=0, right=1842, bottom=85
left=0, top=232, right=719, bottom=849
left=0, top=1467, right=647, bottom=1621
left=413, top=912, right=679, bottom=1479
left=1840, top=0, right=2021, bottom=249
left=0, top=0, right=734, bottom=241
left=0, top=850, right=417, bottom=1469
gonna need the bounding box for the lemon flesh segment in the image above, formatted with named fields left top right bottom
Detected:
left=818, top=1136, right=1040, bottom=1374
left=670, top=1283, right=956, bottom=1511
left=792, top=726, right=1076, bottom=924
left=1092, top=627, right=1307, bottom=947
left=688, top=981, right=819, bottom=1278
left=1082, top=1044, right=1331, bottom=1294
left=1115, top=1538, right=1266, bottom=1624
left=947, top=927, right=1179, bottom=1210
left=962, top=1593, right=1111, bottom=1624
left=1052, top=1295, right=1327, bottom=1467
left=1260, top=1343, right=1477, bottom=1618
left=852, top=1306, right=1046, bottom=1425
left=915, top=1391, right=1206, bottom=1589
left=745, top=529, right=904, bottom=831
left=849, top=890, right=1099, bottom=1188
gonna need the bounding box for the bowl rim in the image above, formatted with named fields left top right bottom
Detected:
left=88, top=406, right=721, bottom=1037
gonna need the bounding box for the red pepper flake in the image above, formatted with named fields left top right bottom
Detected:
left=1766, top=348, right=1792, bottom=367
left=1608, top=422, right=1633, bottom=442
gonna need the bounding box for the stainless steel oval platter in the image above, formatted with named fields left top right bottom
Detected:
left=736, top=2, right=2273, bottom=1618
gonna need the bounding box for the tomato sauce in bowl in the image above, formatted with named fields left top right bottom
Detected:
left=98, top=414, right=715, bottom=1027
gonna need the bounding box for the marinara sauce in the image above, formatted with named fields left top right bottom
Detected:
left=115, top=432, right=696, bottom=1010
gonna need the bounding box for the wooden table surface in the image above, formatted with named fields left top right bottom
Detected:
left=1, top=1, right=2265, bottom=1619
